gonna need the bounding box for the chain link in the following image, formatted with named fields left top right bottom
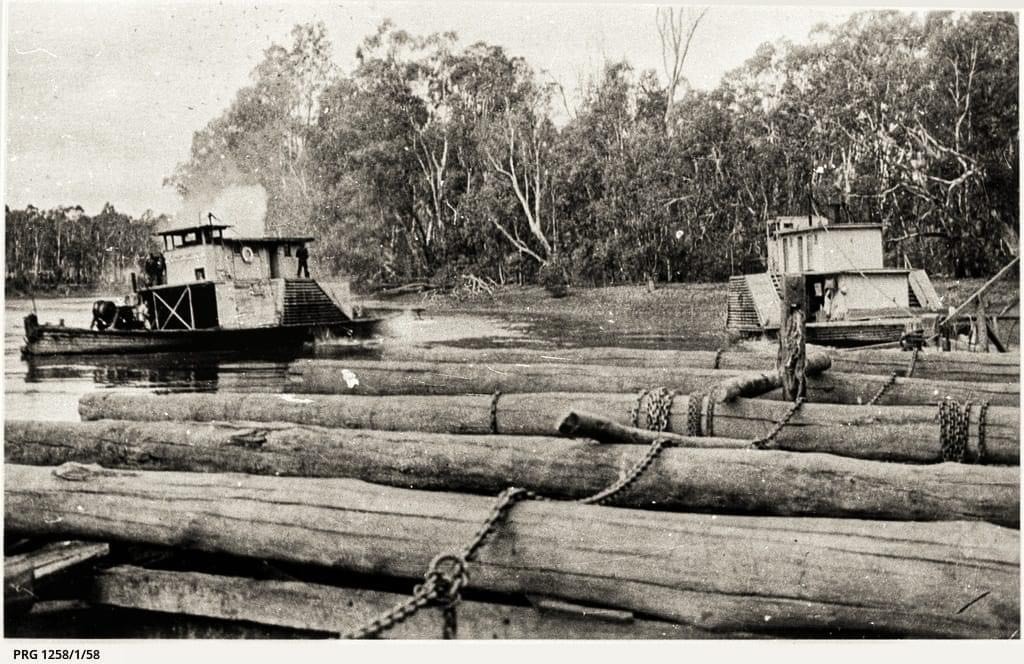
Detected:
left=346, top=430, right=672, bottom=640
left=629, top=388, right=649, bottom=428
left=489, top=391, right=502, bottom=434
left=578, top=438, right=670, bottom=506
left=750, top=398, right=804, bottom=450
left=939, top=398, right=972, bottom=463
left=647, top=387, right=676, bottom=432
left=977, top=401, right=990, bottom=462
left=906, top=347, right=919, bottom=379
left=686, top=392, right=705, bottom=436
left=866, top=370, right=898, bottom=406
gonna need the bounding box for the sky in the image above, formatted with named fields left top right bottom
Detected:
left=1, top=1, right=973, bottom=219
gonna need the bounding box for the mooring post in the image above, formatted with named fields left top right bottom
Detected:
left=973, top=295, right=990, bottom=353
left=778, top=275, right=807, bottom=400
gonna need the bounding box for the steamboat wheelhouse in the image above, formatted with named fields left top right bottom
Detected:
left=727, top=215, right=943, bottom=346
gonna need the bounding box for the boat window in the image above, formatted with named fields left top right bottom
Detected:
left=181, top=232, right=200, bottom=247
left=172, top=234, right=183, bottom=248
left=195, top=268, right=206, bottom=281
left=284, top=244, right=292, bottom=257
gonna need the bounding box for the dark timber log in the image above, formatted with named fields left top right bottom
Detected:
left=372, top=345, right=1020, bottom=383
left=9, top=419, right=1016, bottom=524
left=78, top=392, right=1020, bottom=465
left=283, top=359, right=1018, bottom=406
left=556, top=411, right=748, bottom=448
left=93, top=566, right=733, bottom=639
left=712, top=352, right=831, bottom=402
left=6, top=463, right=1019, bottom=638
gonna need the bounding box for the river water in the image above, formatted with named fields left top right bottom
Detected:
left=3, top=297, right=530, bottom=422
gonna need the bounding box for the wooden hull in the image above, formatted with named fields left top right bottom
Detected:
left=21, top=316, right=386, bottom=357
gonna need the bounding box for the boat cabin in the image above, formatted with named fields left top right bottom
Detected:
left=135, top=223, right=350, bottom=332
left=728, top=215, right=942, bottom=341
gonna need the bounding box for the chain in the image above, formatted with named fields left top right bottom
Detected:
left=750, top=398, right=804, bottom=450
left=866, top=371, right=898, bottom=406
left=906, top=347, right=920, bottom=378
left=939, top=398, right=972, bottom=463
left=647, top=387, right=676, bottom=432
left=686, top=392, right=705, bottom=436
left=712, top=348, right=724, bottom=370
left=977, top=401, right=990, bottom=462
left=578, top=438, right=670, bottom=505
left=706, top=399, right=715, bottom=437
left=489, top=391, right=502, bottom=434
left=346, top=430, right=673, bottom=639
left=629, top=388, right=649, bottom=428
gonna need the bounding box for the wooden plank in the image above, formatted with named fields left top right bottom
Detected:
left=939, top=257, right=1020, bottom=329
left=5, top=541, right=109, bottom=608
left=7, top=419, right=1016, bottom=525
left=909, top=269, right=942, bottom=309
left=92, top=566, right=725, bottom=639
left=5, top=463, right=1018, bottom=638
left=77, top=392, right=1020, bottom=465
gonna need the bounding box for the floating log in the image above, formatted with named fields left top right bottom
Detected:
left=830, top=349, right=1019, bottom=383
left=5, top=541, right=109, bottom=609
left=79, top=392, right=1019, bottom=465
left=93, top=565, right=726, bottom=639
left=284, top=359, right=1018, bottom=406
left=8, top=419, right=1017, bottom=525
left=6, top=463, right=1019, bottom=638
left=370, top=345, right=1019, bottom=383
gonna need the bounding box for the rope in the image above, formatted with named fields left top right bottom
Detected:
left=751, top=398, right=804, bottom=450
left=489, top=391, right=502, bottom=434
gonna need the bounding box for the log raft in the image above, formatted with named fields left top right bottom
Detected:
left=6, top=463, right=1019, bottom=638
left=6, top=419, right=1017, bottom=525
left=79, top=391, right=1020, bottom=465
left=284, top=359, right=1018, bottom=407
left=370, top=345, right=1020, bottom=384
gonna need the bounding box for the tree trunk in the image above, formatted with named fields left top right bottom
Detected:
left=6, top=463, right=1018, bottom=638
left=10, top=419, right=1015, bottom=525
left=354, top=345, right=1019, bottom=383
left=284, top=359, right=1018, bottom=406
left=77, top=392, right=1020, bottom=465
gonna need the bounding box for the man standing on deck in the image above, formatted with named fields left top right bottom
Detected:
left=296, top=244, right=310, bottom=278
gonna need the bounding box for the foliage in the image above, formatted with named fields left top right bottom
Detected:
left=164, top=11, right=1017, bottom=288
left=5, top=204, right=159, bottom=290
